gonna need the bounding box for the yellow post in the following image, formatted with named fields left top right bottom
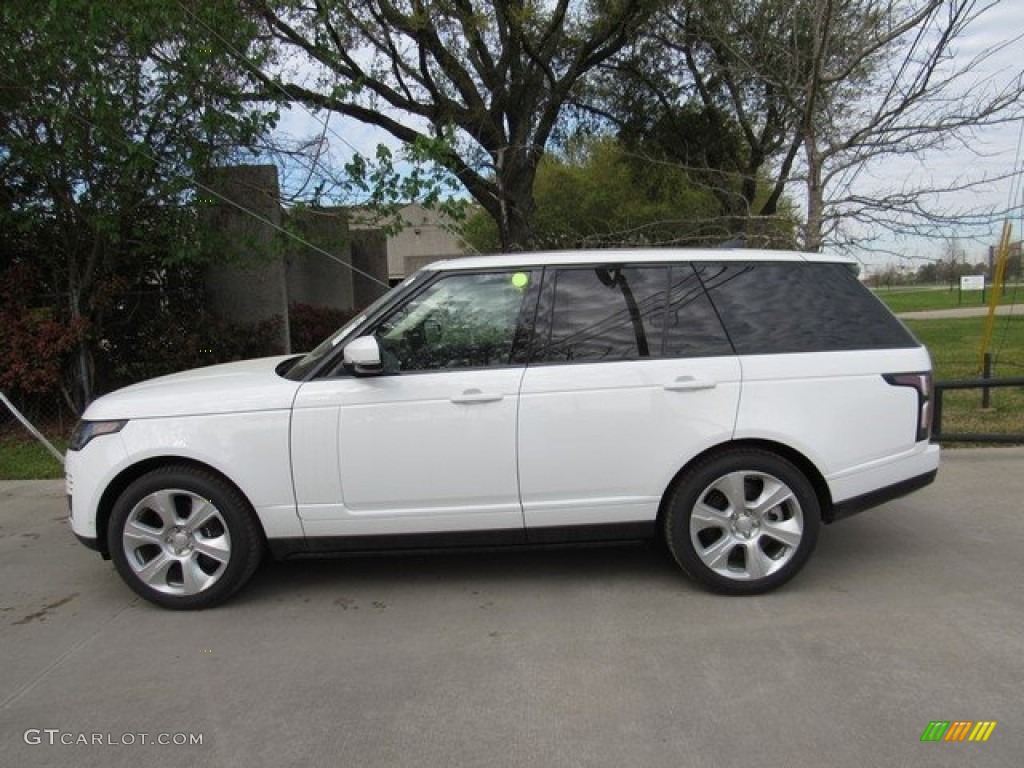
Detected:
left=979, top=221, right=1013, bottom=373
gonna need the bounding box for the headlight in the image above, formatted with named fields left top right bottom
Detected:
left=68, top=420, right=128, bottom=451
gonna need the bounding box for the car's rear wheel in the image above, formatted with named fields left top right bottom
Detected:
left=108, top=465, right=262, bottom=609
left=664, top=449, right=820, bottom=594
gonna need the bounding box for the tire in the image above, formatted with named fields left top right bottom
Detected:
left=107, top=465, right=263, bottom=609
left=664, top=449, right=820, bottom=595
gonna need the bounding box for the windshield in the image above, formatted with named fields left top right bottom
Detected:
left=282, top=271, right=422, bottom=381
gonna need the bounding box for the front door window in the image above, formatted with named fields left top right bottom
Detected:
left=374, top=271, right=537, bottom=372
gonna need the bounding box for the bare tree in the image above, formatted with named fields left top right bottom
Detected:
left=604, top=0, right=1024, bottom=252
left=244, top=1, right=654, bottom=251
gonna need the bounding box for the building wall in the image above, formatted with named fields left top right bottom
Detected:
left=351, top=203, right=470, bottom=280
left=285, top=207, right=354, bottom=311
left=201, top=166, right=406, bottom=347
left=202, top=164, right=291, bottom=351
left=350, top=230, right=390, bottom=309
left=387, top=203, right=468, bottom=279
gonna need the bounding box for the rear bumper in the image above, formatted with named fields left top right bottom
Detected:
left=825, top=468, right=938, bottom=523
left=825, top=441, right=940, bottom=517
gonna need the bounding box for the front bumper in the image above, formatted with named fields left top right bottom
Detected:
left=73, top=531, right=106, bottom=556
left=65, top=431, right=130, bottom=551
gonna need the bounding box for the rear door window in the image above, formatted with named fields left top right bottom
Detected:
left=664, top=265, right=735, bottom=358
left=532, top=264, right=733, bottom=363
left=536, top=266, right=668, bottom=362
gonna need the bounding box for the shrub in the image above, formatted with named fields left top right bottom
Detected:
left=0, top=264, right=88, bottom=398
left=288, top=303, right=358, bottom=353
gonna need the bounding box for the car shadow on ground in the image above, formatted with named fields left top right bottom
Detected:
left=239, top=541, right=682, bottom=602
left=232, top=511, right=921, bottom=607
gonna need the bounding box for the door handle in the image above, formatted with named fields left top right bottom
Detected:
left=450, top=389, right=504, bottom=404
left=664, top=376, right=717, bottom=392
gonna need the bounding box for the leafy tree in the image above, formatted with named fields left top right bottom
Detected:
left=614, top=105, right=752, bottom=235
left=460, top=136, right=797, bottom=251
left=593, top=0, right=1024, bottom=252
left=0, top=0, right=277, bottom=410
left=246, top=0, right=657, bottom=251
left=915, top=262, right=939, bottom=284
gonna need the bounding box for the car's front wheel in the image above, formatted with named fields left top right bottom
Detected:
left=107, top=465, right=263, bottom=609
left=664, top=449, right=820, bottom=594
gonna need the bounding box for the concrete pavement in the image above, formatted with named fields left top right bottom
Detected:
left=1, top=448, right=1023, bottom=767
left=897, top=303, right=1022, bottom=320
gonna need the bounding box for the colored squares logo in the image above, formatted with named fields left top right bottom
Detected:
left=920, top=721, right=997, bottom=742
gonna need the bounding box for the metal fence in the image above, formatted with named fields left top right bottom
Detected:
left=0, top=391, right=73, bottom=474
left=932, top=376, right=1024, bottom=444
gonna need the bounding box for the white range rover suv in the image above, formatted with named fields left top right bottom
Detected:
left=67, top=249, right=939, bottom=608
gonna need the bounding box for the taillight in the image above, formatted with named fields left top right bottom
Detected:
left=884, top=372, right=933, bottom=442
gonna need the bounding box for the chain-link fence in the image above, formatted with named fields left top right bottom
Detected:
left=0, top=391, right=73, bottom=480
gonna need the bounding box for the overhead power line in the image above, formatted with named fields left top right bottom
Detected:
left=66, top=109, right=390, bottom=288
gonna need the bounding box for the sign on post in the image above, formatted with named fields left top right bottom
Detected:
left=960, top=275, right=985, bottom=291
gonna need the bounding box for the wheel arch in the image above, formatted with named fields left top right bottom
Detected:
left=656, top=439, right=834, bottom=530
left=94, top=456, right=267, bottom=559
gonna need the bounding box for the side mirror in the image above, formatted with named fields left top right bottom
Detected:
left=343, top=336, right=383, bottom=375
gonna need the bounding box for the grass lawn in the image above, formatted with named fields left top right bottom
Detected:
left=873, top=283, right=1023, bottom=313
left=0, top=434, right=67, bottom=480
left=904, top=313, right=1024, bottom=442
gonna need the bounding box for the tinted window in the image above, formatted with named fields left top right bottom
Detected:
left=538, top=266, right=668, bottom=362
left=700, top=262, right=918, bottom=354
left=532, top=264, right=733, bottom=363
left=374, top=270, right=537, bottom=371
left=665, top=265, right=735, bottom=358
left=287, top=277, right=417, bottom=380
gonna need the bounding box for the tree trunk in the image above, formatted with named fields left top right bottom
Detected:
left=494, top=149, right=538, bottom=252
left=66, top=240, right=95, bottom=414
left=498, top=197, right=536, bottom=252
left=67, top=284, right=93, bottom=414
left=803, top=135, right=825, bottom=253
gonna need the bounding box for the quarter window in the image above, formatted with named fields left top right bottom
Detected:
left=700, top=262, right=919, bottom=354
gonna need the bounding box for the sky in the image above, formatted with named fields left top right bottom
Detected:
left=268, top=0, right=1024, bottom=273
left=843, top=0, right=1024, bottom=271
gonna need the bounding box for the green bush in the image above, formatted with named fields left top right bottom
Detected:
left=288, top=303, right=357, bottom=353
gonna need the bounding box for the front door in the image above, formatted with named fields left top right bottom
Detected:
left=291, top=269, right=540, bottom=538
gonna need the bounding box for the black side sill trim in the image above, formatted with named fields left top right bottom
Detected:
left=826, top=469, right=938, bottom=524
left=266, top=521, right=656, bottom=560
left=526, top=522, right=654, bottom=545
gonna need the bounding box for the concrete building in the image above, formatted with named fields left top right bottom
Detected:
left=350, top=203, right=471, bottom=283
left=201, top=165, right=390, bottom=352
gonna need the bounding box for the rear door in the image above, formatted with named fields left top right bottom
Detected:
left=517, top=264, right=741, bottom=533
